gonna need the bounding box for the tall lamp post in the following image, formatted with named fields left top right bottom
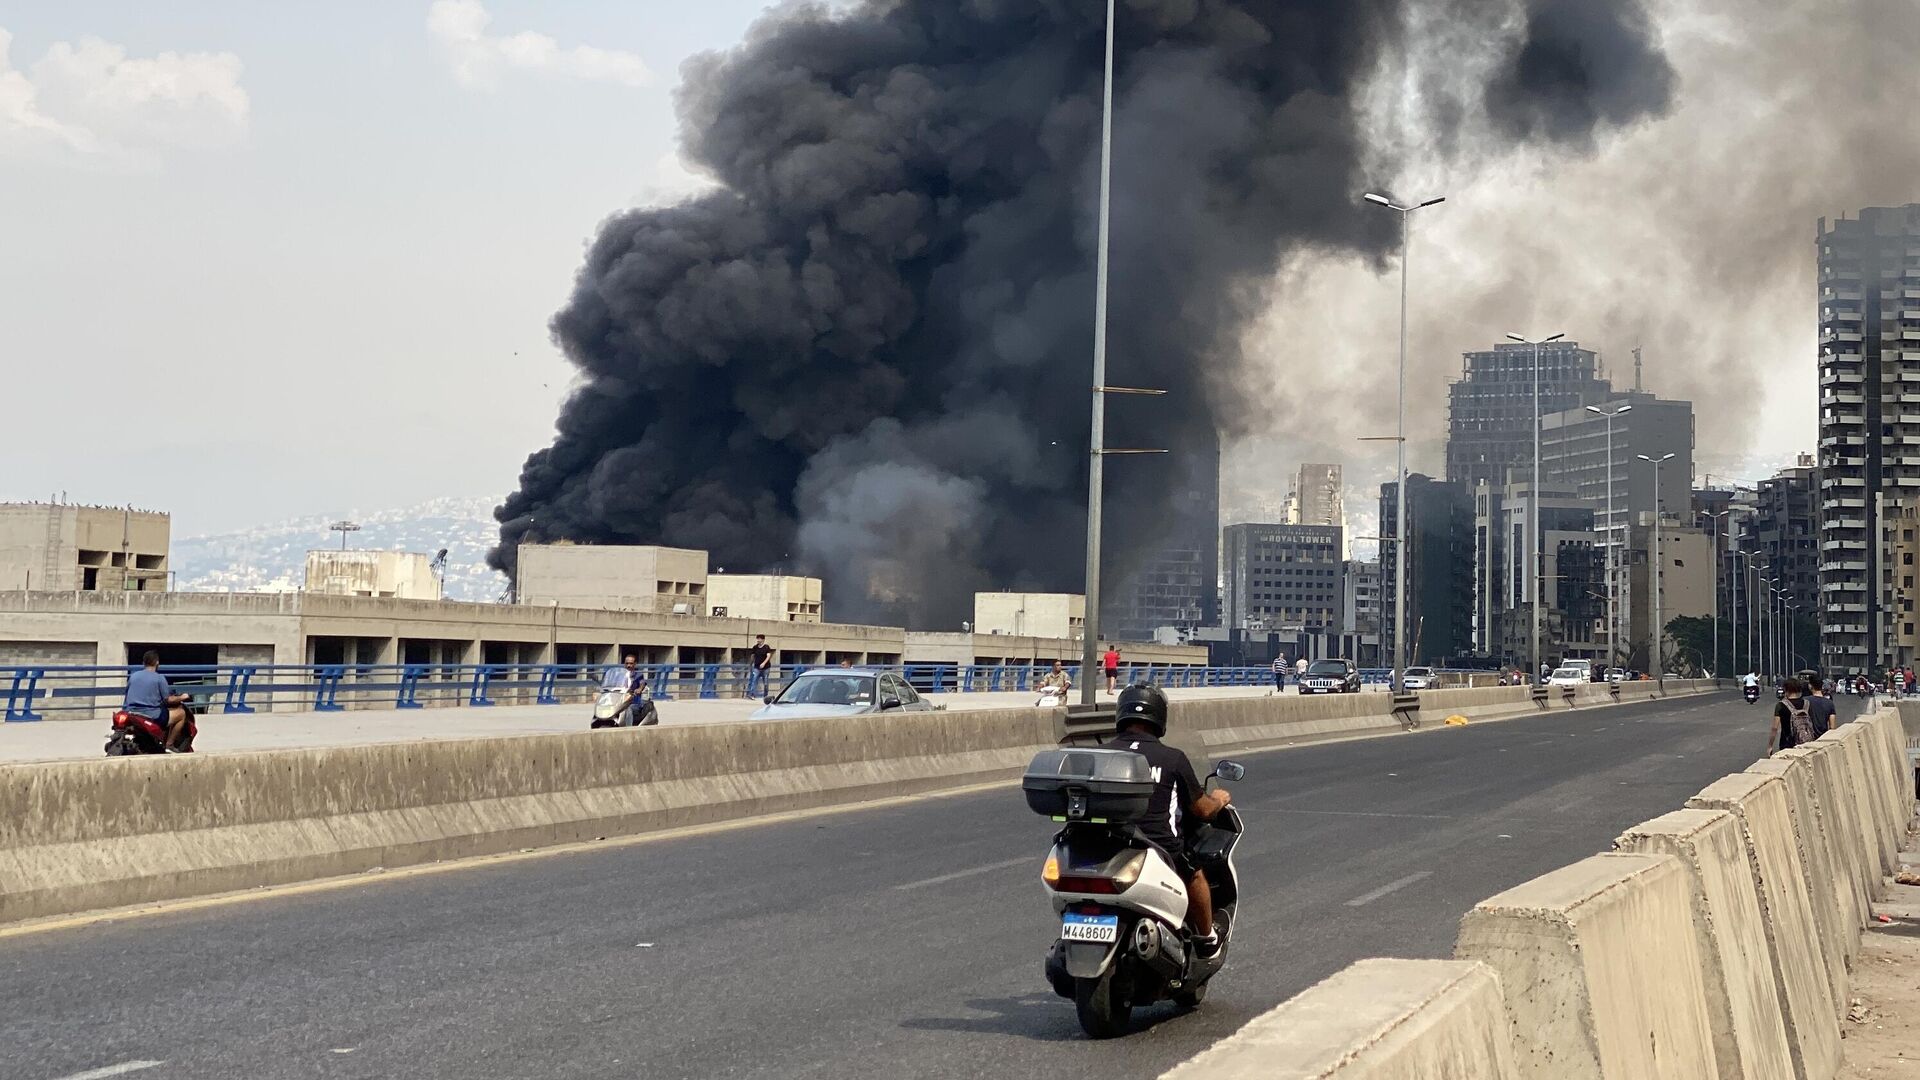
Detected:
left=1585, top=403, right=1633, bottom=669
left=1702, top=510, right=1729, bottom=679
left=1637, top=453, right=1676, bottom=681
left=1738, top=551, right=1760, bottom=678
left=1080, top=0, right=1116, bottom=706
left=1364, top=191, right=1444, bottom=693
left=1509, top=332, right=1566, bottom=684
left=1760, top=576, right=1779, bottom=681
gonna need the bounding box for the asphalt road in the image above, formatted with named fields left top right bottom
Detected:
left=3, top=690, right=1829, bottom=1080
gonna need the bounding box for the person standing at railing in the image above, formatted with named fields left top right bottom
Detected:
left=126, top=651, right=191, bottom=752
left=1102, top=644, right=1121, bottom=694
left=1271, top=654, right=1288, bottom=692
left=747, top=634, right=773, bottom=698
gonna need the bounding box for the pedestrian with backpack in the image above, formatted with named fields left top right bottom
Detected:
left=1770, top=678, right=1819, bottom=756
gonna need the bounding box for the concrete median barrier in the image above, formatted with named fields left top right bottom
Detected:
left=1862, top=712, right=1916, bottom=820
left=1749, top=753, right=1863, bottom=968
left=1772, top=746, right=1873, bottom=935
left=1789, top=740, right=1881, bottom=925
left=0, top=674, right=1724, bottom=926
left=1825, top=730, right=1895, bottom=880
left=1454, top=852, right=1719, bottom=1080
left=1178, top=692, right=1401, bottom=757
left=1613, top=809, right=1794, bottom=1080
left=1686, top=773, right=1843, bottom=1080
left=1833, top=723, right=1901, bottom=867
left=0, top=706, right=1061, bottom=924
left=1158, top=959, right=1520, bottom=1080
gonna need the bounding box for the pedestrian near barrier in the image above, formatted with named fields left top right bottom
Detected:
left=747, top=634, right=773, bottom=698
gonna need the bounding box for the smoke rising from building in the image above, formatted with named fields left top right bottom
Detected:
left=1229, top=0, right=1920, bottom=540
left=494, top=0, right=1676, bottom=627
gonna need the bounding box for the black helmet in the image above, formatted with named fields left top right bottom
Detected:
left=1115, top=683, right=1169, bottom=737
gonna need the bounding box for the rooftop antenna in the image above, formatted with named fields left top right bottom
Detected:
left=329, top=520, right=361, bottom=550
left=1632, top=346, right=1643, bottom=393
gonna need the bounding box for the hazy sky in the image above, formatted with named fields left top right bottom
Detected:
left=0, top=1, right=757, bottom=535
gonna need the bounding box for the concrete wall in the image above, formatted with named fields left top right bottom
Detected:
left=973, top=592, right=1085, bottom=640
left=515, top=543, right=708, bottom=614
left=708, top=575, right=823, bottom=622
left=304, top=550, right=441, bottom=601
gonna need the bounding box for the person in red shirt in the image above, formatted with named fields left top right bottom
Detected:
left=1102, top=645, right=1120, bottom=693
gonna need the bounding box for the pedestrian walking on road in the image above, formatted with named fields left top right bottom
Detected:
left=1771, top=678, right=1818, bottom=756
left=1103, top=645, right=1121, bottom=693
left=1272, top=655, right=1288, bottom=692
left=747, top=634, right=773, bottom=698
left=1295, top=656, right=1308, bottom=683
left=1805, top=675, right=1838, bottom=735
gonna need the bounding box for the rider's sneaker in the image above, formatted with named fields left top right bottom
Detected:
left=1192, top=931, right=1221, bottom=960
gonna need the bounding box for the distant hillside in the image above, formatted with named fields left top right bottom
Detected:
left=173, top=496, right=510, bottom=602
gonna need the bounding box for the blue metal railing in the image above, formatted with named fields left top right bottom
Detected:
left=0, top=662, right=1475, bottom=722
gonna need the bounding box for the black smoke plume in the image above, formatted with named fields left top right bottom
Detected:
left=493, top=0, right=1673, bottom=629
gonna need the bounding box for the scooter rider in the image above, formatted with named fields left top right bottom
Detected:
left=1103, top=684, right=1231, bottom=958
left=602, top=655, right=648, bottom=726
left=125, top=650, right=190, bottom=751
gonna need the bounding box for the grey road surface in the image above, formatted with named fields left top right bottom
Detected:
left=2, top=691, right=1815, bottom=1080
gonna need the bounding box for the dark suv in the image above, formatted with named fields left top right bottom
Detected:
left=1299, top=658, right=1361, bottom=695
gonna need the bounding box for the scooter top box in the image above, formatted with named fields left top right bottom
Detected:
left=1022, top=747, right=1155, bottom=822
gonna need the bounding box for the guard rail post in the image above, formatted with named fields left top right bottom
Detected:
left=313, top=665, right=346, bottom=712
left=468, top=664, right=498, bottom=707
left=222, top=666, right=258, bottom=714
left=535, top=665, right=561, bottom=706
left=4, top=667, right=43, bottom=722
left=699, top=665, right=721, bottom=700
left=396, top=665, right=426, bottom=709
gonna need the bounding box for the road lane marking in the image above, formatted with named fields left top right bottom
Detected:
left=893, top=857, right=1031, bottom=891
left=53, top=1062, right=164, bottom=1080
left=1345, top=871, right=1433, bottom=907
left=1268, top=808, right=1452, bottom=820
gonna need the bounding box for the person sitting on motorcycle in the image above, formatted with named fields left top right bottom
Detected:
left=125, top=651, right=190, bottom=751
left=602, top=655, right=647, bottom=725
left=1742, top=671, right=1759, bottom=691
left=1104, top=683, right=1231, bottom=958
left=1037, top=661, right=1071, bottom=700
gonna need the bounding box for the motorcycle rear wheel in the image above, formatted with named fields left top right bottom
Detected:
left=1074, top=969, right=1132, bottom=1039
left=1171, top=981, right=1208, bottom=1010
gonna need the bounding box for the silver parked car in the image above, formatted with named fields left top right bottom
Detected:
left=749, top=668, right=935, bottom=720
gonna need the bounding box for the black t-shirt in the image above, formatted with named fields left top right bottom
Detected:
left=750, top=643, right=772, bottom=669
left=1103, top=730, right=1201, bottom=856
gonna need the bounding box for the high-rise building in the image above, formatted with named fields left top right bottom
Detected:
left=1626, top=515, right=1715, bottom=671
left=1472, top=482, right=1602, bottom=664
left=1106, top=446, right=1220, bottom=640
left=1286, top=464, right=1344, bottom=527
left=1380, top=474, right=1475, bottom=666
left=1730, top=460, right=1819, bottom=673
left=1446, top=341, right=1612, bottom=492
left=1221, top=524, right=1343, bottom=632
left=1538, top=391, right=1696, bottom=660
left=1817, top=204, right=1920, bottom=672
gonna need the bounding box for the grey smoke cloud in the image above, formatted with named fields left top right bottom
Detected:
left=495, top=0, right=1678, bottom=627
left=1229, top=0, right=1920, bottom=543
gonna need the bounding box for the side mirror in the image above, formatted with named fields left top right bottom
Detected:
left=1212, top=760, right=1246, bottom=783
left=881, top=695, right=903, bottom=711
left=763, top=694, right=776, bottom=705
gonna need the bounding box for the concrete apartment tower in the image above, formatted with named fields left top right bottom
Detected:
left=1816, top=204, right=1920, bottom=673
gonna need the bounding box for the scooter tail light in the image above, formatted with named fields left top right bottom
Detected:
left=1050, top=875, right=1120, bottom=895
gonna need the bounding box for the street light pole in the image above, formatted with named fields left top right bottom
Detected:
left=1365, top=191, right=1444, bottom=693
left=1586, top=403, right=1633, bottom=670
left=1703, top=510, right=1729, bottom=679
left=1079, top=0, right=1116, bottom=707
left=1638, top=453, right=1675, bottom=681
left=1510, top=333, right=1566, bottom=684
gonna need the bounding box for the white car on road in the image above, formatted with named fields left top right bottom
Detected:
left=1546, top=666, right=1587, bottom=688
left=1403, top=666, right=1436, bottom=691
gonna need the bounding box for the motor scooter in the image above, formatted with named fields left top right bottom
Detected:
left=105, top=699, right=198, bottom=755
left=1024, top=748, right=1246, bottom=1038
left=589, top=687, right=659, bottom=728
left=1743, top=683, right=1761, bottom=705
